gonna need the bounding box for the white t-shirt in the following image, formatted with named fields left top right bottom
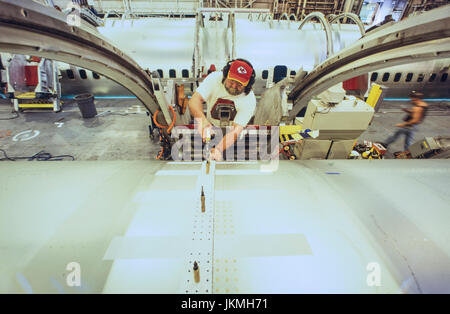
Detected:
left=196, top=71, right=256, bottom=127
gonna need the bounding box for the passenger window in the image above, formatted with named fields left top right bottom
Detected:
left=79, top=69, right=87, bottom=79
left=157, top=69, right=163, bottom=78
left=169, top=69, right=176, bottom=78
left=429, top=73, right=436, bottom=82
left=182, top=69, right=189, bottom=78
left=394, top=73, right=401, bottom=82
left=273, top=65, right=288, bottom=83
left=262, top=70, right=268, bottom=80
left=92, top=72, right=100, bottom=79
left=290, top=71, right=296, bottom=76
left=382, top=73, right=390, bottom=82
left=370, top=72, right=378, bottom=82
left=405, top=73, right=413, bottom=82
left=417, top=74, right=424, bottom=82
left=66, top=69, right=75, bottom=79
left=440, top=73, right=448, bottom=82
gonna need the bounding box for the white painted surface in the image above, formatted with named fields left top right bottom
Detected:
left=0, top=160, right=449, bottom=293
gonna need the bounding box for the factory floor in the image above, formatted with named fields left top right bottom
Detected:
left=0, top=98, right=449, bottom=161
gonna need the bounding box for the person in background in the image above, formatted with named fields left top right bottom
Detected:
left=380, top=91, right=428, bottom=152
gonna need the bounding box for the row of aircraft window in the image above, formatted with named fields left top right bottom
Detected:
left=64, top=69, right=192, bottom=80
left=64, top=68, right=298, bottom=81
left=65, top=68, right=448, bottom=84
left=371, top=72, right=448, bottom=83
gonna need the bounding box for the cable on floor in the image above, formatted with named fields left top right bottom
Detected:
left=0, top=149, right=75, bottom=161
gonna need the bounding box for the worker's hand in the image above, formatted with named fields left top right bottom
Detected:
left=210, top=148, right=223, bottom=161
left=202, top=124, right=214, bottom=143
left=194, top=117, right=211, bottom=142
left=395, top=123, right=405, bottom=128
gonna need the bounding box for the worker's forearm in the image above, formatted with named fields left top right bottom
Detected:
left=400, top=119, right=419, bottom=127
left=189, top=100, right=205, bottom=121
left=216, top=129, right=240, bottom=153
left=404, top=119, right=419, bottom=126
left=188, top=94, right=209, bottom=129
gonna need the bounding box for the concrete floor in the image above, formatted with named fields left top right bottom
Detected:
left=0, top=99, right=161, bottom=161
left=0, top=98, right=449, bottom=160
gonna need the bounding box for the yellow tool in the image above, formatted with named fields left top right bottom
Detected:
left=206, top=128, right=211, bottom=173
left=204, top=127, right=212, bottom=161
left=193, top=261, right=200, bottom=283
left=201, top=186, right=205, bottom=213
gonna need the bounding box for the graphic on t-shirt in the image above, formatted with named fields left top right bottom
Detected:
left=210, top=98, right=237, bottom=121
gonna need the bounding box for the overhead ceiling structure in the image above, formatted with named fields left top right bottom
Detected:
left=49, top=0, right=358, bottom=17
left=47, top=0, right=450, bottom=22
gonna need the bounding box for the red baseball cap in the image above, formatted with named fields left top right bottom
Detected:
left=227, top=60, right=253, bottom=86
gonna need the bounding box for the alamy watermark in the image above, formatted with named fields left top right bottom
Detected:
left=170, top=121, right=280, bottom=171
left=366, top=262, right=381, bottom=287
left=66, top=262, right=81, bottom=287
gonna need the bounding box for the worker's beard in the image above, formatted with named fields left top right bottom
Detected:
left=225, top=85, right=243, bottom=96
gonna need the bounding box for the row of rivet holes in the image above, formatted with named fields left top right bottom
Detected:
left=188, top=210, right=213, bottom=293
left=185, top=254, right=211, bottom=293
left=186, top=180, right=214, bottom=293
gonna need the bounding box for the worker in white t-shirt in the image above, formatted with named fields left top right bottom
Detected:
left=188, top=59, right=257, bottom=161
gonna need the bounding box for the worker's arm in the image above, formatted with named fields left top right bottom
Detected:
left=188, top=92, right=211, bottom=140
left=211, top=123, right=244, bottom=161
left=396, top=106, right=423, bottom=127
